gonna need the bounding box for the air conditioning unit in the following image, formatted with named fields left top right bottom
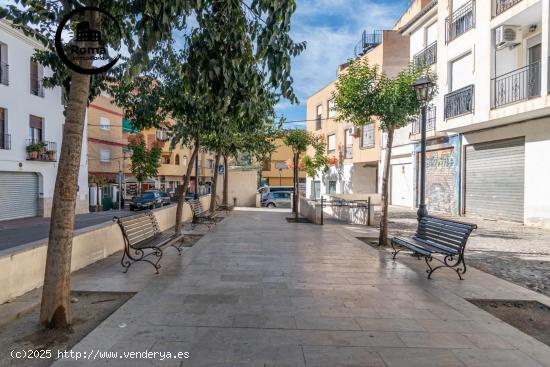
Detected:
left=495, top=25, right=521, bottom=50
left=352, top=127, right=362, bottom=137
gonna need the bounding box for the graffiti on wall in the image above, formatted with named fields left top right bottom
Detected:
left=425, top=148, right=457, bottom=214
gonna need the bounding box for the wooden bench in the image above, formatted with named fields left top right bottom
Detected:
left=189, top=199, right=216, bottom=230
left=113, top=212, right=184, bottom=274
left=391, top=216, right=477, bottom=279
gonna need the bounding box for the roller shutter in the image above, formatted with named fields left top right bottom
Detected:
left=0, top=172, right=38, bottom=221
left=465, top=138, right=525, bottom=222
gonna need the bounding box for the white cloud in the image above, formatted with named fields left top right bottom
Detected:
left=277, top=0, right=409, bottom=122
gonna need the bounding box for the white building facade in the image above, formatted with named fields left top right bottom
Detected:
left=0, top=20, right=88, bottom=221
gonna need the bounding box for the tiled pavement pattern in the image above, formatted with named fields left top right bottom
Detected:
left=53, top=208, right=550, bottom=366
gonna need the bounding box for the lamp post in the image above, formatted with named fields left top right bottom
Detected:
left=412, top=76, right=435, bottom=221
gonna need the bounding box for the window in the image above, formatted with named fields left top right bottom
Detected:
left=345, top=129, right=353, bottom=159
left=0, top=42, right=8, bottom=86
left=450, top=52, right=473, bottom=91
left=0, top=107, right=7, bottom=149
left=175, top=154, right=180, bottom=165
left=316, top=104, right=323, bottom=130
left=30, top=60, right=44, bottom=97
left=162, top=154, right=171, bottom=164
left=328, top=181, right=337, bottom=194
left=99, top=117, right=110, bottom=130
left=206, top=159, right=214, bottom=169
left=263, top=159, right=271, bottom=171
left=29, top=115, right=43, bottom=143
left=361, top=123, right=375, bottom=148
left=327, top=134, right=336, bottom=153
left=183, top=156, right=188, bottom=166
left=156, top=128, right=169, bottom=141
left=328, top=99, right=336, bottom=118
left=100, top=149, right=110, bottom=162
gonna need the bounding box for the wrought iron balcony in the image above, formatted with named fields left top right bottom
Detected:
left=446, top=0, right=475, bottom=43
left=495, top=0, right=523, bottom=16
left=25, top=139, right=57, bottom=161
left=445, top=85, right=475, bottom=119
left=0, top=133, right=10, bottom=150
left=0, top=62, right=8, bottom=85
left=30, top=77, right=44, bottom=97
left=412, top=106, right=436, bottom=135
left=492, top=61, right=540, bottom=108
left=354, top=30, right=383, bottom=57
left=413, top=42, right=437, bottom=67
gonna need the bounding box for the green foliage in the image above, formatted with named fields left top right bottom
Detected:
left=127, top=133, right=162, bottom=184
left=334, top=59, right=436, bottom=131
left=283, top=129, right=328, bottom=177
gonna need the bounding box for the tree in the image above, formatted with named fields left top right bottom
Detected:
left=334, top=59, right=435, bottom=246
left=127, top=133, right=162, bottom=192
left=2, top=0, right=194, bottom=328
left=283, top=129, right=328, bottom=219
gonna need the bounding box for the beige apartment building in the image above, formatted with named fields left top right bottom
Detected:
left=305, top=30, right=410, bottom=199
left=261, top=138, right=306, bottom=187
left=87, top=94, right=215, bottom=210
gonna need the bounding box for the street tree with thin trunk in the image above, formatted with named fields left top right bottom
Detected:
left=2, top=0, right=194, bottom=328
left=283, top=129, right=328, bottom=219
left=127, top=133, right=163, bottom=193
left=334, top=59, right=435, bottom=247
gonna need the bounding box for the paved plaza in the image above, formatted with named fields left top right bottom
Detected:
left=38, top=208, right=550, bottom=366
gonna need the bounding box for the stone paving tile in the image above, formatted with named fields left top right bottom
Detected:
left=301, top=346, right=387, bottom=367
left=294, top=316, right=362, bottom=331
left=356, top=317, right=427, bottom=332
left=376, top=347, right=467, bottom=367
left=453, top=348, right=545, bottom=367
left=397, top=331, right=476, bottom=348
left=265, top=329, right=406, bottom=348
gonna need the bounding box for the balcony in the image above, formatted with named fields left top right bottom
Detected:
left=0, top=133, right=10, bottom=150
left=30, top=77, right=44, bottom=97
left=412, top=106, right=436, bottom=135
left=25, top=139, right=57, bottom=161
left=495, top=0, right=523, bottom=16
left=446, top=0, right=475, bottom=43
left=445, top=85, right=475, bottom=119
left=0, top=62, right=8, bottom=85
left=354, top=30, right=383, bottom=57
left=492, top=61, right=540, bottom=108
left=413, top=42, right=437, bottom=67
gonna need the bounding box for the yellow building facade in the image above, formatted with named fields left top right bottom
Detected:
left=261, top=138, right=306, bottom=187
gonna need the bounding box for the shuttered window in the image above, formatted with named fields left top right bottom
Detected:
left=362, top=123, right=375, bottom=148
left=327, top=134, right=336, bottom=153
left=29, top=115, right=43, bottom=143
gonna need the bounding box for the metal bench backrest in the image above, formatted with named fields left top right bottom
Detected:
left=116, top=212, right=160, bottom=247
left=413, top=216, right=477, bottom=255
left=189, top=199, right=208, bottom=216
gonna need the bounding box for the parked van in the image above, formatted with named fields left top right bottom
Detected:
left=258, top=186, right=294, bottom=198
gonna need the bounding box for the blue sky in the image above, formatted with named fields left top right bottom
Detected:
left=277, top=0, right=411, bottom=128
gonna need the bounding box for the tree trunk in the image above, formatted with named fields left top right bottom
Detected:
left=39, top=4, right=98, bottom=328
left=174, top=141, right=199, bottom=234
left=294, top=152, right=299, bottom=220
left=209, top=150, right=221, bottom=213
left=223, top=155, right=228, bottom=207
left=378, top=126, right=395, bottom=247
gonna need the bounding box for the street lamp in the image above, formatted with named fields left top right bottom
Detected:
left=412, top=76, right=435, bottom=221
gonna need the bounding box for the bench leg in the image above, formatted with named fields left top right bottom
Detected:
left=171, top=238, right=184, bottom=255
left=425, top=255, right=466, bottom=280
left=390, top=241, right=402, bottom=259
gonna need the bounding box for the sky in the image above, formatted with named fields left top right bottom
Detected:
left=277, top=0, right=411, bottom=128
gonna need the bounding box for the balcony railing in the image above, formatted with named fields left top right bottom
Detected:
left=354, top=30, right=383, bottom=57
left=413, top=42, right=437, bottom=67
left=446, top=0, right=475, bottom=43
left=0, top=62, right=8, bottom=85
left=30, top=77, right=44, bottom=97
left=412, top=106, right=436, bottom=135
left=492, top=61, right=540, bottom=108
left=25, top=139, right=57, bottom=161
left=0, top=133, right=10, bottom=150
left=495, top=0, right=523, bottom=16
left=445, top=85, right=475, bottom=119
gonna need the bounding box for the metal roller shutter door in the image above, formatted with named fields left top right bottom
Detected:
left=0, top=172, right=38, bottom=221
left=465, top=138, right=525, bottom=222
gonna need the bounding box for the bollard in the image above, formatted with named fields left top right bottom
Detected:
left=367, top=196, right=371, bottom=226
left=320, top=196, right=324, bottom=225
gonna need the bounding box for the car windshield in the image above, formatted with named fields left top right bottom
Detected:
left=160, top=193, right=168, bottom=197
left=142, top=192, right=154, bottom=199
